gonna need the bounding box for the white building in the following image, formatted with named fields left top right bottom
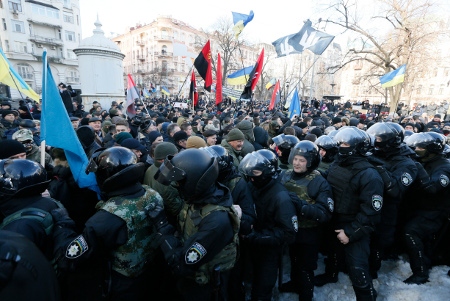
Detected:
left=0, top=0, right=82, bottom=99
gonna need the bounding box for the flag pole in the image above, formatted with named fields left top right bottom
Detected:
left=40, top=50, right=48, bottom=167
left=176, top=64, right=195, bottom=100
left=7, top=69, right=34, bottom=120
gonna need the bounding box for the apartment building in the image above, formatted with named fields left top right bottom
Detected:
left=0, top=0, right=82, bottom=99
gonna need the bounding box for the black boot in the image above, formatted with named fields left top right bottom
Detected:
left=353, top=286, right=377, bottom=301
left=298, top=270, right=314, bottom=301
left=403, top=273, right=429, bottom=285
left=278, top=280, right=299, bottom=293
left=404, top=233, right=430, bottom=285
left=369, top=249, right=382, bottom=280
left=314, top=253, right=339, bottom=287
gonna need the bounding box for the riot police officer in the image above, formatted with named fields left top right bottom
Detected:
left=278, top=141, right=334, bottom=301
left=239, top=149, right=297, bottom=301
left=322, top=127, right=384, bottom=301
left=314, top=135, right=338, bottom=173
left=0, top=159, right=61, bottom=260
left=272, top=134, right=300, bottom=170
left=202, top=145, right=256, bottom=301
left=366, top=122, right=418, bottom=278
left=403, top=132, right=450, bottom=284
left=51, top=146, right=164, bottom=300
left=152, top=148, right=239, bottom=300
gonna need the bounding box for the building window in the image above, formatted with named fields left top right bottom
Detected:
left=5, top=40, right=9, bottom=51
left=31, top=4, right=59, bottom=19
left=63, top=0, right=71, bottom=8
left=428, top=84, right=434, bottom=95
left=76, top=15, right=79, bottom=25
left=439, top=84, right=444, bottom=95
left=11, top=20, right=24, bottom=33
left=63, top=14, right=74, bottom=23
left=417, top=85, right=422, bottom=95
left=66, top=49, right=76, bottom=59
left=8, top=0, right=22, bottom=12
left=2, top=18, right=6, bottom=30
left=14, top=41, right=27, bottom=52
left=65, top=31, right=75, bottom=42
left=17, top=64, right=33, bottom=80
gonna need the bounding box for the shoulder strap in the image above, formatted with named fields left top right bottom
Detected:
left=0, top=199, right=63, bottom=236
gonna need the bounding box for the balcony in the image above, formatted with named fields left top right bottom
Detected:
left=154, top=51, right=172, bottom=57
left=136, top=40, right=145, bottom=47
left=20, top=73, right=34, bottom=80
left=27, top=18, right=62, bottom=29
left=29, top=35, right=63, bottom=47
left=137, top=55, right=146, bottom=61
left=33, top=55, right=63, bottom=63
left=154, top=35, right=173, bottom=41
left=66, top=77, right=80, bottom=83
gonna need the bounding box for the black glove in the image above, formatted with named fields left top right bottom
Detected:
left=415, top=162, right=429, bottom=185
left=160, top=235, right=181, bottom=267
left=51, top=208, right=76, bottom=229
left=146, top=203, right=173, bottom=235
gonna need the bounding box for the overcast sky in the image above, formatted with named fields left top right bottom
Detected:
left=79, top=0, right=319, bottom=44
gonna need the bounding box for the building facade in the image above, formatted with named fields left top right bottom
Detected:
left=0, top=0, right=82, bottom=98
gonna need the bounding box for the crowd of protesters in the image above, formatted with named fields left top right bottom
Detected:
left=1, top=87, right=450, bottom=301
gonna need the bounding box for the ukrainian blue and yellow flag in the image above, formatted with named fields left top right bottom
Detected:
left=227, top=66, right=253, bottom=86
left=232, top=10, right=254, bottom=38
left=266, top=78, right=276, bottom=90
left=161, top=86, right=170, bottom=96
left=380, top=64, right=406, bottom=88
left=0, top=48, right=40, bottom=101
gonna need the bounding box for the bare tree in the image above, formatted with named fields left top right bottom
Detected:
left=324, top=0, right=446, bottom=112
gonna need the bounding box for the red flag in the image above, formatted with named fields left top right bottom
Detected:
left=189, top=70, right=198, bottom=106
left=241, top=48, right=264, bottom=99
left=194, top=40, right=213, bottom=92
left=126, top=74, right=139, bottom=118
left=269, top=80, right=280, bottom=110
left=216, top=53, right=223, bottom=106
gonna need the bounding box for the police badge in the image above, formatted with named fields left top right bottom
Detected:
left=292, top=216, right=298, bottom=232
left=401, top=172, right=413, bottom=186
left=327, top=198, right=334, bottom=212
left=185, top=242, right=207, bottom=264
left=371, top=195, right=383, bottom=211
left=439, top=175, right=449, bottom=187
left=66, top=235, right=88, bottom=259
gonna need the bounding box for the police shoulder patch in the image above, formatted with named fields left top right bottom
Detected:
left=401, top=172, right=413, bottom=186
left=371, top=195, right=383, bottom=211
left=439, top=175, right=449, bottom=187
left=185, top=242, right=207, bottom=265
left=291, top=215, right=298, bottom=232
left=66, top=235, right=88, bottom=259
left=327, top=198, right=334, bottom=213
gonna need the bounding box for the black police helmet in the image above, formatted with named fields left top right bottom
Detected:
left=366, top=122, right=404, bottom=149
left=315, top=135, right=338, bottom=162
left=202, top=145, right=234, bottom=178
left=0, top=159, right=50, bottom=199
left=156, top=149, right=218, bottom=202
left=93, top=146, right=145, bottom=192
left=288, top=141, right=321, bottom=171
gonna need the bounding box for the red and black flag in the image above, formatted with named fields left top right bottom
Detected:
left=269, top=80, right=280, bottom=110
left=215, top=53, right=223, bottom=106
left=189, top=70, right=198, bottom=106
left=240, top=48, right=264, bottom=99
left=194, top=40, right=213, bottom=92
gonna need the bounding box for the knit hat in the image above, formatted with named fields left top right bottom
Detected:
left=203, top=129, right=217, bottom=138
left=2, top=110, right=18, bottom=118
left=297, top=122, right=308, bottom=129
left=147, top=130, right=162, bottom=145
left=115, top=132, right=133, bottom=144
left=332, top=117, right=342, bottom=124
left=236, top=120, right=253, bottom=131
left=155, top=116, right=166, bottom=125
left=109, top=108, right=119, bottom=117
left=102, top=120, right=113, bottom=133
left=226, top=128, right=245, bottom=142
left=120, top=138, right=146, bottom=151
left=204, top=124, right=217, bottom=131
left=154, top=142, right=178, bottom=160
left=173, top=130, right=188, bottom=142
left=186, top=136, right=207, bottom=149
left=310, top=127, right=322, bottom=138
left=0, top=140, right=26, bottom=159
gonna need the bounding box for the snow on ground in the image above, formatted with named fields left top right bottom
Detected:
left=273, top=253, right=450, bottom=301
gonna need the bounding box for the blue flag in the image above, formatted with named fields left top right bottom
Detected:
left=272, top=20, right=334, bottom=57
left=232, top=10, right=254, bottom=38
left=288, top=88, right=301, bottom=118
left=380, top=64, right=406, bottom=88
left=40, top=50, right=100, bottom=195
